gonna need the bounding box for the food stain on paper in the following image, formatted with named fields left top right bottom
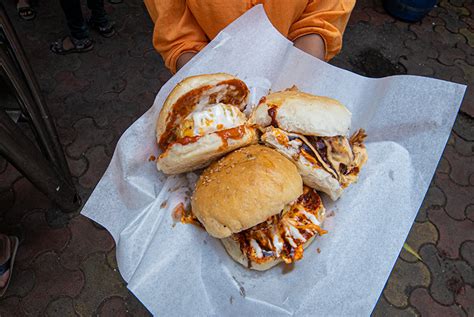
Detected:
left=148, top=155, right=156, bottom=162
left=160, top=201, right=168, bottom=209
left=232, top=276, right=246, bottom=298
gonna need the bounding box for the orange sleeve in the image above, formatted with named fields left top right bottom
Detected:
left=288, top=0, right=356, bottom=61
left=150, top=0, right=209, bottom=73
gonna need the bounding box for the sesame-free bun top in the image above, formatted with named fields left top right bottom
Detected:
left=156, top=73, right=249, bottom=149
left=191, top=145, right=303, bottom=238
left=250, top=88, right=352, bottom=137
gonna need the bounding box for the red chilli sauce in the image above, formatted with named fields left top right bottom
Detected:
left=158, top=79, right=248, bottom=150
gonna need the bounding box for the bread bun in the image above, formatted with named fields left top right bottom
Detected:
left=221, top=186, right=326, bottom=270
left=191, top=145, right=303, bottom=238
left=250, top=89, right=351, bottom=137
left=156, top=73, right=249, bottom=148
left=157, top=126, right=257, bottom=174
left=155, top=73, right=253, bottom=174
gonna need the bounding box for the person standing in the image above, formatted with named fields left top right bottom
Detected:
left=50, top=0, right=116, bottom=54
left=145, top=0, right=354, bottom=73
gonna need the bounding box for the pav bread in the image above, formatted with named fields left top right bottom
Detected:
left=156, top=73, right=257, bottom=174
left=192, top=145, right=327, bottom=270
left=250, top=88, right=368, bottom=200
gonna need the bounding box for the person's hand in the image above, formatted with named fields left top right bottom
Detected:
left=293, top=34, right=326, bottom=60
left=176, top=52, right=197, bottom=72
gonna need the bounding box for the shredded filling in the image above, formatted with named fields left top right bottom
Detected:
left=264, top=127, right=367, bottom=187
left=232, top=187, right=326, bottom=266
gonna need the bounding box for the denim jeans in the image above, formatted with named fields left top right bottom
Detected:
left=59, top=0, right=108, bottom=39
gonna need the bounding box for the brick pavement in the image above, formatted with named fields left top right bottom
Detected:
left=0, top=0, right=472, bottom=315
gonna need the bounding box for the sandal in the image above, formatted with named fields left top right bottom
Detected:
left=17, top=3, right=36, bottom=21
left=0, top=236, right=19, bottom=298
left=50, top=36, right=94, bottom=55
left=88, top=20, right=116, bottom=38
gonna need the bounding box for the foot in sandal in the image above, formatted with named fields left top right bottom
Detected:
left=17, top=0, right=35, bottom=21
left=0, top=234, right=19, bottom=297
left=50, top=36, right=94, bottom=55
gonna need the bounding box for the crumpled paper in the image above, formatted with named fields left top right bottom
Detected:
left=82, top=6, right=466, bottom=316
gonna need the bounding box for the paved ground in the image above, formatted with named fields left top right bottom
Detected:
left=0, top=0, right=472, bottom=315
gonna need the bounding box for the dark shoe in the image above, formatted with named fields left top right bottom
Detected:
left=17, top=3, right=36, bottom=21
left=88, top=20, right=116, bottom=38
left=50, top=36, right=94, bottom=55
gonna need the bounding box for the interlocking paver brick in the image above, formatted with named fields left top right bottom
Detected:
left=416, top=183, right=446, bottom=223
left=435, top=173, right=473, bottom=220
left=410, top=287, right=466, bottom=317
left=372, top=295, right=418, bottom=316
left=383, top=259, right=430, bottom=308
left=453, top=112, right=474, bottom=141
left=0, top=297, right=24, bottom=316
left=16, top=211, right=70, bottom=268
left=460, top=241, right=474, bottom=267
left=428, top=207, right=474, bottom=259
left=22, top=252, right=84, bottom=316
left=456, top=284, right=474, bottom=317
left=66, top=118, right=114, bottom=158
left=3, top=268, right=35, bottom=298
left=460, top=28, right=474, bottom=47
left=60, top=216, right=115, bottom=270
left=97, top=296, right=129, bottom=316
left=420, top=244, right=473, bottom=306
left=45, top=297, right=78, bottom=317
left=2, top=178, right=51, bottom=225
left=451, top=132, right=474, bottom=156
left=466, top=205, right=474, bottom=221
left=400, top=221, right=438, bottom=262
left=67, top=157, right=88, bottom=178
left=443, top=145, right=474, bottom=186
left=74, top=253, right=129, bottom=316
left=79, top=146, right=111, bottom=189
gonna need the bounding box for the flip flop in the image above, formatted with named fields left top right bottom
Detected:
left=0, top=236, right=19, bottom=298
left=17, top=3, right=36, bottom=21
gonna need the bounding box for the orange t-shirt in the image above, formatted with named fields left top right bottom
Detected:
left=144, top=0, right=355, bottom=73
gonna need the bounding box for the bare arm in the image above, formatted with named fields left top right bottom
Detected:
left=293, top=34, right=326, bottom=60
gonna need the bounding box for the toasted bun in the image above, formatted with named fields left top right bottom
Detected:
left=251, top=89, right=351, bottom=137
left=221, top=234, right=317, bottom=271
left=157, top=126, right=257, bottom=174
left=191, top=145, right=303, bottom=238
left=156, top=73, right=249, bottom=143
left=262, top=128, right=343, bottom=200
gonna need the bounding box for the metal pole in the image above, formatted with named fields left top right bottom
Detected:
left=0, top=109, right=80, bottom=213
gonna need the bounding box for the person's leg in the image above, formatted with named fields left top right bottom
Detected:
left=87, top=0, right=108, bottom=26
left=87, top=0, right=116, bottom=38
left=59, top=0, right=89, bottom=40
left=51, top=0, right=94, bottom=54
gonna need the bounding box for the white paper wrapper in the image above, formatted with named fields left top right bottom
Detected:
left=82, top=6, right=466, bottom=316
